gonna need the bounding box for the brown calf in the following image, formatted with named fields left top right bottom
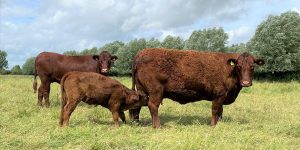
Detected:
left=60, top=71, right=148, bottom=127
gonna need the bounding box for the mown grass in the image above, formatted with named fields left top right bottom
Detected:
left=0, top=75, right=300, bottom=149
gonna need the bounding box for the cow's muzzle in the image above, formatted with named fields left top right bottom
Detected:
left=241, top=80, right=252, bottom=87
left=101, top=68, right=108, bottom=73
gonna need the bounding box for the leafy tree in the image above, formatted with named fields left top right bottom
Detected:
left=186, top=27, right=228, bottom=52
left=63, top=50, right=79, bottom=56
left=80, top=47, right=99, bottom=55
left=228, top=43, right=247, bottom=53
left=11, top=65, right=22, bottom=75
left=99, top=41, right=125, bottom=55
left=0, top=50, right=8, bottom=71
left=161, top=35, right=184, bottom=50
left=22, top=57, right=36, bottom=75
left=0, top=69, right=10, bottom=75
left=114, top=38, right=147, bottom=75
left=146, top=38, right=161, bottom=48
left=248, top=11, right=300, bottom=73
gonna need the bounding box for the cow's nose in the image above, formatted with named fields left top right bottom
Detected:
left=101, top=69, right=108, bottom=72
left=242, top=81, right=250, bottom=85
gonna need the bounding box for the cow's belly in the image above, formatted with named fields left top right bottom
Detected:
left=164, top=89, right=212, bottom=104
left=82, top=97, right=109, bottom=108
left=162, top=79, right=213, bottom=104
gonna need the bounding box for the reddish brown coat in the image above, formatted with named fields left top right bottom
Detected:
left=60, top=71, right=148, bottom=127
left=33, top=51, right=117, bottom=107
left=130, top=48, right=264, bottom=128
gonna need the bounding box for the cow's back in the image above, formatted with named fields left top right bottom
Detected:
left=62, top=71, right=123, bottom=106
left=35, top=52, right=98, bottom=83
left=134, top=48, right=240, bottom=102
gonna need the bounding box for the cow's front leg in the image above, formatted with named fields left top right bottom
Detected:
left=211, top=97, right=225, bottom=127
left=129, top=107, right=141, bottom=122
left=217, top=105, right=223, bottom=121
left=112, top=111, right=120, bottom=128
left=119, top=111, right=126, bottom=123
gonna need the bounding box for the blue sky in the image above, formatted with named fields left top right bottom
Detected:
left=0, top=0, right=299, bottom=69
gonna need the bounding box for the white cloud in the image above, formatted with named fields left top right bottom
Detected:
left=227, top=26, right=253, bottom=45
left=292, top=7, right=299, bottom=13
left=1, top=0, right=298, bottom=68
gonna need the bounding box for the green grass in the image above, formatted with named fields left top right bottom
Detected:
left=0, top=75, right=300, bottom=149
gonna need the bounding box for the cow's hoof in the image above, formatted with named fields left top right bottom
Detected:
left=45, top=103, right=50, bottom=108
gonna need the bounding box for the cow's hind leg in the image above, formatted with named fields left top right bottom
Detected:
left=59, top=93, right=67, bottom=126
left=37, top=84, right=44, bottom=106
left=37, top=75, right=51, bottom=107
left=61, top=99, right=80, bottom=127
left=43, top=81, right=51, bottom=108
left=148, top=85, right=163, bottom=128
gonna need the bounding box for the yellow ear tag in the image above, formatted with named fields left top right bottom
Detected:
left=230, top=61, right=235, bottom=66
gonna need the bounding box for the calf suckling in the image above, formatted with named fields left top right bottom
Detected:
left=60, top=71, right=148, bottom=127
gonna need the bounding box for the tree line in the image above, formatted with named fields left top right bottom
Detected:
left=1, top=11, right=299, bottom=79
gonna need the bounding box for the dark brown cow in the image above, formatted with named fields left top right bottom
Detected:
left=60, top=71, right=148, bottom=127
left=129, top=48, right=264, bottom=128
left=33, top=51, right=117, bottom=107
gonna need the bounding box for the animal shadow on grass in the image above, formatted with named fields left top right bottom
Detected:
left=70, top=115, right=249, bottom=128
left=71, top=113, right=137, bottom=127
left=72, top=118, right=113, bottom=127
left=160, top=114, right=211, bottom=126
left=158, top=114, right=250, bottom=127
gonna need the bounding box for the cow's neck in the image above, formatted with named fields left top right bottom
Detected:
left=96, top=61, right=100, bottom=73
left=230, top=67, right=243, bottom=89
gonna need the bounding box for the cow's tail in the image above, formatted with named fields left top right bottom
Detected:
left=131, top=57, right=137, bottom=90
left=33, top=60, right=37, bottom=93
left=60, top=73, right=69, bottom=126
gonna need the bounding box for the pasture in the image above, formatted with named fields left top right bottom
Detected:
left=0, top=75, right=300, bottom=149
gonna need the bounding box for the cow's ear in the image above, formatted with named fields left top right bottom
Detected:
left=136, top=90, right=145, bottom=97
left=111, top=55, right=118, bottom=61
left=122, top=88, right=129, bottom=96
left=227, top=59, right=237, bottom=66
left=255, top=59, right=265, bottom=66
left=93, top=55, right=99, bottom=60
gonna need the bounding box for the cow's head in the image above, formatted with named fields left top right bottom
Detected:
left=93, top=51, right=118, bottom=75
left=228, top=53, right=264, bottom=87
left=121, top=90, right=148, bottom=111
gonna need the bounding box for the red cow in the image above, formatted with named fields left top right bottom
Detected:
left=33, top=51, right=117, bottom=107
left=129, top=48, right=264, bottom=128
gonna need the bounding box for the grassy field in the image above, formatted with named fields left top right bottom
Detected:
left=0, top=75, right=300, bottom=149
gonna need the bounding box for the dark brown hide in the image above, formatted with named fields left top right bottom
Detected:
left=33, top=51, right=117, bottom=107
left=130, top=48, right=264, bottom=128
left=60, top=71, right=147, bottom=127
